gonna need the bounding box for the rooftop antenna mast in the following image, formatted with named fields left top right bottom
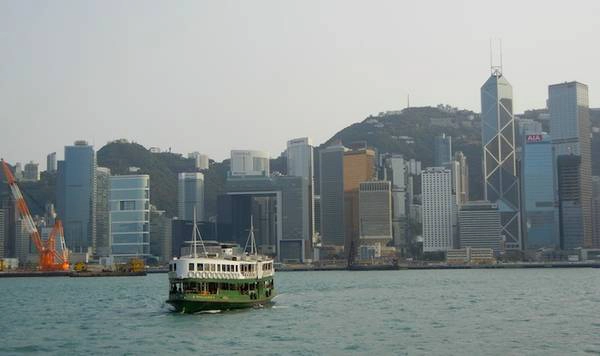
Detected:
left=490, top=38, right=503, bottom=77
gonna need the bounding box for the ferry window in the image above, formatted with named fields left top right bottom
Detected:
left=226, top=265, right=230, bottom=272
left=235, top=265, right=238, bottom=272
left=197, top=263, right=203, bottom=271
left=211, top=264, right=215, bottom=272
left=174, top=264, right=177, bottom=271
left=189, top=263, right=195, bottom=271
left=217, top=264, right=221, bottom=272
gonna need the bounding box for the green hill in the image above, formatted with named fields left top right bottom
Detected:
left=4, top=106, right=598, bottom=217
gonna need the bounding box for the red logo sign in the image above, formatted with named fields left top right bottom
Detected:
left=526, top=134, right=543, bottom=143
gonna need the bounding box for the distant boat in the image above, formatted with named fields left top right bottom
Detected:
left=166, top=215, right=275, bottom=313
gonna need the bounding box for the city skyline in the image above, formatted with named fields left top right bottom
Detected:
left=2, top=1, right=600, bottom=166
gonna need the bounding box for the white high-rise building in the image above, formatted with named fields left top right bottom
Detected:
left=177, top=172, right=205, bottom=221
left=188, top=152, right=209, bottom=170
left=286, top=137, right=313, bottom=180
left=421, top=167, right=453, bottom=252
left=230, top=150, right=270, bottom=177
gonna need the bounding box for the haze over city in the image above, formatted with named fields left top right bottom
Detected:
left=2, top=0, right=600, bottom=164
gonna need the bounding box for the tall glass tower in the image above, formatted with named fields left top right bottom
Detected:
left=480, top=69, right=522, bottom=250
left=549, top=82, right=592, bottom=248
left=62, top=141, right=97, bottom=253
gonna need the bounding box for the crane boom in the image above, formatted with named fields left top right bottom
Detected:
left=1, top=159, right=70, bottom=270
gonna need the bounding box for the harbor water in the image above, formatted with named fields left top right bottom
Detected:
left=1, top=269, right=599, bottom=355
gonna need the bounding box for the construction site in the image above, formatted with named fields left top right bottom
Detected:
left=0, top=160, right=145, bottom=277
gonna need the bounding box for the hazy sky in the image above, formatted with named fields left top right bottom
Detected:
left=1, top=0, right=599, bottom=166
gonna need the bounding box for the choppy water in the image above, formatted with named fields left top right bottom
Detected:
left=1, top=269, right=599, bottom=355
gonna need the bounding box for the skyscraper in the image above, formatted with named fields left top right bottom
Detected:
left=0, top=208, right=5, bottom=258
left=592, top=176, right=600, bottom=248
left=549, top=81, right=593, bottom=248
left=481, top=69, right=521, bottom=250
left=358, top=181, right=392, bottom=258
left=319, top=144, right=346, bottom=247
left=458, top=201, right=502, bottom=251
left=384, top=155, right=408, bottom=250
left=46, top=152, right=57, bottom=173
left=343, top=147, right=376, bottom=256
left=95, top=167, right=111, bottom=256
left=286, top=137, right=314, bottom=180
left=109, top=175, right=150, bottom=262
left=520, top=133, right=559, bottom=250
left=150, top=205, right=172, bottom=263
left=433, top=133, right=452, bottom=167
left=286, top=137, right=315, bottom=248
left=177, top=173, right=205, bottom=221
left=453, top=151, right=469, bottom=205
left=62, top=141, right=96, bottom=253
left=421, top=167, right=453, bottom=252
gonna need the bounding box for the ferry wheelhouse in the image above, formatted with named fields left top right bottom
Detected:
left=166, top=217, right=275, bottom=313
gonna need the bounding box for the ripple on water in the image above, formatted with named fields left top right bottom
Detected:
left=0, top=270, right=599, bottom=354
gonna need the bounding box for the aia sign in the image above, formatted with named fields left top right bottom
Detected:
left=526, top=134, right=543, bottom=143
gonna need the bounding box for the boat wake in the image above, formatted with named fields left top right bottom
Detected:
left=195, top=310, right=222, bottom=314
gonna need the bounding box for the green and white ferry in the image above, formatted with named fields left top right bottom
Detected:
left=166, top=217, right=275, bottom=313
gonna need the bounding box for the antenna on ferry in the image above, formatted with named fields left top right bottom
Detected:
left=192, top=207, right=198, bottom=258
left=192, top=207, right=208, bottom=258
left=244, top=215, right=258, bottom=256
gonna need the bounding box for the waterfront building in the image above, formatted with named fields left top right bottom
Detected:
left=458, top=201, right=502, bottom=251
left=14, top=219, right=29, bottom=265
left=188, top=152, right=209, bottom=170
left=549, top=81, right=593, bottom=248
left=319, top=144, right=346, bottom=248
left=222, top=174, right=311, bottom=262
left=286, top=137, right=315, bottom=246
left=521, top=133, right=559, bottom=250
left=447, top=247, right=495, bottom=265
left=453, top=152, right=469, bottom=205
left=46, top=152, right=57, bottom=173
left=434, top=133, right=452, bottom=167
left=109, top=175, right=150, bottom=262
left=421, top=167, right=453, bottom=252
left=95, top=167, right=111, bottom=256
left=150, top=206, right=172, bottom=263
left=384, top=155, right=408, bottom=251
left=343, top=146, right=376, bottom=257
left=593, top=176, right=600, bottom=248
left=480, top=68, right=522, bottom=250
left=592, top=176, right=600, bottom=249
left=177, top=172, right=205, bottom=221
left=60, top=141, right=96, bottom=253
left=230, top=150, right=270, bottom=177
left=358, top=181, right=392, bottom=258
left=22, top=161, right=40, bottom=182
left=0, top=208, right=5, bottom=258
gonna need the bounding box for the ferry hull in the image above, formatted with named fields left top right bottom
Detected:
left=167, top=295, right=275, bottom=313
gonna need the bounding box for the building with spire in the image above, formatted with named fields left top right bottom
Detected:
left=480, top=66, right=522, bottom=250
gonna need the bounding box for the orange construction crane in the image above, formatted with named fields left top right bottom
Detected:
left=1, top=159, right=70, bottom=271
